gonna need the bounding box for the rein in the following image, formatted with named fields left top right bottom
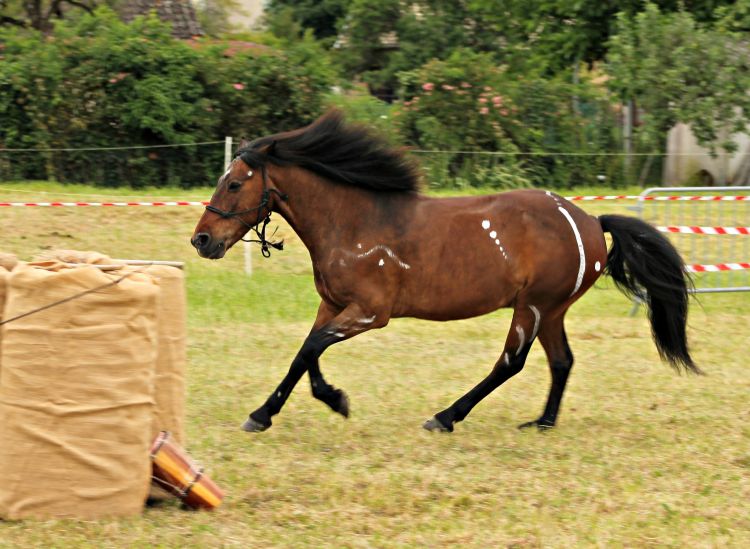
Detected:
left=204, top=163, right=288, bottom=258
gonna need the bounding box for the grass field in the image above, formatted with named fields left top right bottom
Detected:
left=1, top=182, right=748, bottom=548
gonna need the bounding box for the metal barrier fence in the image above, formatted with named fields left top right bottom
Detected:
left=631, top=186, right=750, bottom=294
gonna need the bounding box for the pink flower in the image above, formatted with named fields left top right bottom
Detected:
left=478, top=97, right=487, bottom=104
left=500, top=108, right=509, bottom=116
left=483, top=86, right=492, bottom=92
left=233, top=83, right=245, bottom=90
left=461, top=82, right=471, bottom=88
left=441, top=84, right=455, bottom=91
left=422, top=82, right=434, bottom=91
left=479, top=107, right=489, bottom=115
left=492, top=95, right=503, bottom=106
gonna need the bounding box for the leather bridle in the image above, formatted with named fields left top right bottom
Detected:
left=204, top=157, right=287, bottom=257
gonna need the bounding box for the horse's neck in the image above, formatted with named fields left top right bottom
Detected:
left=270, top=166, right=415, bottom=257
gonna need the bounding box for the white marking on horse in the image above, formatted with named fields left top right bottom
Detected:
left=557, top=206, right=586, bottom=297
left=378, top=258, right=385, bottom=267
left=359, top=315, right=376, bottom=325
left=276, top=391, right=281, bottom=398
left=503, top=352, right=510, bottom=365
left=515, top=325, right=525, bottom=356
left=482, top=220, right=509, bottom=259
left=356, top=243, right=362, bottom=249
left=356, top=245, right=411, bottom=270
left=595, top=260, right=601, bottom=272
left=529, top=305, right=541, bottom=340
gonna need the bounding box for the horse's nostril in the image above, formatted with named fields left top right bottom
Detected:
left=192, top=232, right=210, bottom=249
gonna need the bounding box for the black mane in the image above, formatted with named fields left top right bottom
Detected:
left=239, top=110, right=421, bottom=193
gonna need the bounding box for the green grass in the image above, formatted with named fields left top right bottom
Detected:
left=1, top=182, right=748, bottom=548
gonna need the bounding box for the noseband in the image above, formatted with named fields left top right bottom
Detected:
left=205, top=162, right=288, bottom=258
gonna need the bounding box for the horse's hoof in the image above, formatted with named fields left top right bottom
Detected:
left=241, top=416, right=271, bottom=432
left=423, top=416, right=453, bottom=433
left=518, top=419, right=554, bottom=431
left=336, top=390, right=350, bottom=418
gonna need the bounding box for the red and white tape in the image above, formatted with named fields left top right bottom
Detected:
left=0, top=201, right=209, bottom=207
left=659, top=225, right=750, bottom=235
left=565, top=195, right=750, bottom=201
left=688, top=262, right=750, bottom=273
left=1, top=195, right=749, bottom=207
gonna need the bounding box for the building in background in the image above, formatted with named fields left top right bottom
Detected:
left=227, top=0, right=264, bottom=30
left=665, top=124, right=750, bottom=186
left=121, top=0, right=204, bottom=39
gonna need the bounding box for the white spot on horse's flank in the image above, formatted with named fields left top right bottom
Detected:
left=595, top=260, right=601, bottom=272
left=378, top=258, right=385, bottom=267
left=489, top=230, right=497, bottom=238
left=529, top=305, right=541, bottom=340
left=557, top=206, right=586, bottom=297
left=515, top=325, right=526, bottom=356
left=356, top=245, right=410, bottom=269
left=482, top=219, right=491, bottom=230
left=356, top=243, right=362, bottom=249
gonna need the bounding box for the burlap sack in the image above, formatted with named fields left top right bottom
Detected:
left=32, top=249, right=115, bottom=266
left=141, top=265, right=187, bottom=445
left=0, top=252, right=18, bottom=271
left=0, top=266, right=9, bottom=380
left=0, top=263, right=159, bottom=520
left=139, top=265, right=187, bottom=502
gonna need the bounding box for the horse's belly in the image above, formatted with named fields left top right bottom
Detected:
left=394, top=263, right=518, bottom=321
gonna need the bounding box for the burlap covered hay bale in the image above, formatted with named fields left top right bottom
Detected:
left=130, top=265, right=187, bottom=445
left=139, top=265, right=187, bottom=501
left=0, top=266, right=10, bottom=379
left=0, top=252, right=18, bottom=271
left=0, top=263, right=159, bottom=520
left=33, top=249, right=115, bottom=266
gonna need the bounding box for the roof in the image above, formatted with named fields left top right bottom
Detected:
left=121, top=0, right=204, bottom=39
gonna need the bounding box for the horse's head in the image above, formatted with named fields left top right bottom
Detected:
left=191, top=143, right=280, bottom=259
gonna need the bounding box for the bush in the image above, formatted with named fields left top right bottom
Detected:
left=0, top=8, right=336, bottom=187
left=394, top=49, right=621, bottom=189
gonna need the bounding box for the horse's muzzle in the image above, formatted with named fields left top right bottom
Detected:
left=191, top=233, right=226, bottom=259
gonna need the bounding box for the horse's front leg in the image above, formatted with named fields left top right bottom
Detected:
left=242, top=301, right=386, bottom=432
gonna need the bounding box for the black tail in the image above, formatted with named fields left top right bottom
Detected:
left=599, top=214, right=701, bottom=374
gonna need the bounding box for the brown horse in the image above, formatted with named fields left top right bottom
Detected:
left=192, top=110, right=699, bottom=433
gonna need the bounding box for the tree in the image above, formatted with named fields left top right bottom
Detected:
left=266, top=0, right=351, bottom=41
left=607, top=3, right=750, bottom=154
left=0, top=0, right=100, bottom=32
left=469, top=0, right=737, bottom=75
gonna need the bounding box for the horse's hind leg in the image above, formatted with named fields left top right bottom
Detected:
left=518, top=314, right=574, bottom=430
left=424, top=304, right=541, bottom=432
left=308, top=359, right=350, bottom=418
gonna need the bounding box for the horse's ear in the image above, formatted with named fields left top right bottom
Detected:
left=237, top=138, right=251, bottom=150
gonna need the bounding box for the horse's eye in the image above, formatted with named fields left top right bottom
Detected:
left=228, top=180, right=242, bottom=191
